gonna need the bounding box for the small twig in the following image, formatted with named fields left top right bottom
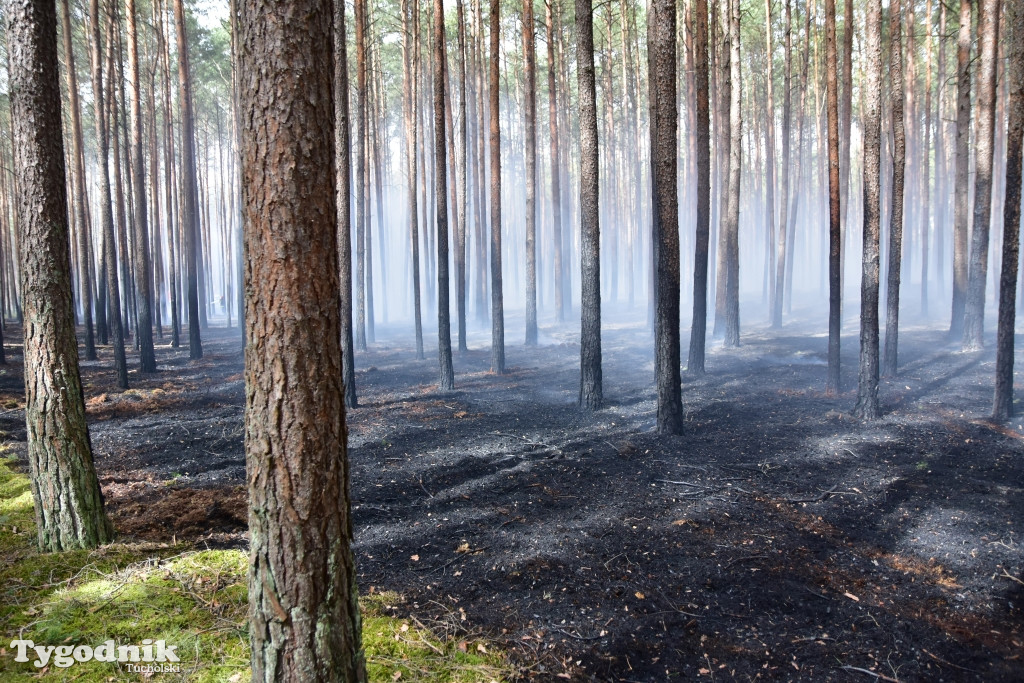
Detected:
left=787, top=483, right=839, bottom=504
left=419, top=477, right=434, bottom=498
left=655, top=479, right=705, bottom=488
left=922, top=648, right=980, bottom=673
left=546, top=624, right=604, bottom=641
left=998, top=567, right=1024, bottom=587
left=792, top=635, right=834, bottom=644
left=840, top=665, right=901, bottom=682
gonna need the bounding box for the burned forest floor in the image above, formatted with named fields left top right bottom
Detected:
left=0, top=308, right=1022, bottom=681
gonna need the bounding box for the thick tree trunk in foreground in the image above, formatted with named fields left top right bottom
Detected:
left=650, top=0, right=682, bottom=434
left=994, top=0, right=1023, bottom=420
left=687, top=0, right=711, bottom=374
left=336, top=0, right=357, bottom=408
left=489, top=0, right=505, bottom=374
left=237, top=0, right=365, bottom=679
left=577, top=0, right=602, bottom=409
left=825, top=0, right=842, bottom=394
left=10, top=0, right=113, bottom=552
left=882, top=0, right=906, bottom=377
left=127, top=0, right=156, bottom=373
left=949, top=0, right=971, bottom=338
left=435, top=0, right=455, bottom=390
left=962, top=0, right=1002, bottom=351
left=854, top=0, right=883, bottom=420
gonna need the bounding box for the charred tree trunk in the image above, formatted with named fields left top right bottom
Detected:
left=489, top=0, right=505, bottom=374
left=10, top=0, right=114, bottom=552
left=994, top=0, right=1023, bottom=420
left=962, top=0, right=1002, bottom=350
left=825, top=0, right=841, bottom=393
left=722, top=0, right=741, bottom=347
left=336, top=0, right=358, bottom=408
left=882, top=0, right=906, bottom=377
left=577, top=0, right=602, bottom=409
left=839, top=0, right=853, bottom=301
left=687, top=0, right=711, bottom=374
left=435, top=0, right=455, bottom=390
left=237, top=0, right=365, bottom=678
left=854, top=0, right=883, bottom=420
left=949, top=0, right=971, bottom=338
left=650, top=0, right=682, bottom=434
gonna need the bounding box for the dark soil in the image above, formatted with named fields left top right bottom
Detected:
left=1, top=309, right=1021, bottom=681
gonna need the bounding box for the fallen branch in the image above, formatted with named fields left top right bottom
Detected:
left=998, top=567, right=1024, bottom=587
left=839, top=665, right=901, bottom=682
left=787, top=484, right=839, bottom=504
left=922, top=648, right=980, bottom=673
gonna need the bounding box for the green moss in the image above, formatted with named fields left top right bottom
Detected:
left=0, top=457, right=511, bottom=682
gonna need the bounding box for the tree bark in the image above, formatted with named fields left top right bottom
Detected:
left=854, top=0, right=883, bottom=420
left=882, top=0, right=906, bottom=377
left=402, top=0, right=425, bottom=359
left=524, top=0, right=538, bottom=346
left=839, top=0, right=853, bottom=303
left=962, top=0, right=1003, bottom=350
left=577, top=0, right=602, bottom=409
left=456, top=0, right=469, bottom=352
left=237, top=0, right=365, bottom=678
left=489, top=0, right=505, bottom=374
left=772, top=0, right=792, bottom=328
left=650, top=0, right=682, bottom=434
left=435, top=0, right=455, bottom=390
left=354, top=0, right=368, bottom=351
left=825, top=0, right=841, bottom=394
left=687, top=0, right=711, bottom=374
left=722, top=0, right=741, bottom=347
left=949, top=0, right=971, bottom=338
left=336, top=0, right=358, bottom=408
left=994, top=0, right=1023, bottom=420
left=546, top=0, right=565, bottom=323
left=10, top=0, right=114, bottom=553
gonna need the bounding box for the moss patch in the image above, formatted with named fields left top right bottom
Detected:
left=0, top=457, right=510, bottom=681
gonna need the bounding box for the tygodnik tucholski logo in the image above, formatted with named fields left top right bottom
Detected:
left=9, top=638, right=182, bottom=673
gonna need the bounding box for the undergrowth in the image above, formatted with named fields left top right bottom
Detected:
left=0, top=455, right=508, bottom=682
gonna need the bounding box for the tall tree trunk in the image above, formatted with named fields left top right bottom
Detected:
left=949, top=0, right=971, bottom=338
left=920, top=0, right=933, bottom=315
left=688, top=0, right=711, bottom=374
left=89, top=0, right=129, bottom=388
left=994, top=0, right=1023, bottom=420
left=962, top=0, right=1003, bottom=350
left=577, top=0, right=601, bottom=408
left=883, top=0, right=906, bottom=376
left=489, top=0, right=505, bottom=374
left=10, top=0, right=114, bottom=552
left=403, top=0, right=424, bottom=359
left=59, top=0, right=96, bottom=361
left=456, top=0, right=469, bottom=352
left=854, top=0, right=883, bottom=420
left=127, top=0, right=156, bottom=373
left=435, top=0, right=455, bottom=390
left=839, top=0, right=853, bottom=304
left=712, top=0, right=730, bottom=340
left=354, top=0, right=368, bottom=351
left=172, top=0, right=202, bottom=359
left=524, top=0, right=538, bottom=346
left=546, top=0, right=565, bottom=323
left=764, top=0, right=777, bottom=317
left=825, top=0, right=842, bottom=393
left=336, top=0, right=358, bottom=408
left=772, top=0, right=792, bottom=328
left=650, top=0, right=682, bottom=434
left=237, top=0, right=366, bottom=678
left=723, top=0, right=741, bottom=347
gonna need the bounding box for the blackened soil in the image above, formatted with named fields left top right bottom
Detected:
left=0, top=311, right=1021, bottom=681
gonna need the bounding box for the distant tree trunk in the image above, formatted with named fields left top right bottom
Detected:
left=434, top=0, right=455, bottom=390
left=10, top=0, right=114, bottom=552
left=456, top=0, right=469, bottom=352
left=402, top=0, right=424, bottom=359
left=839, top=0, right=852, bottom=301
left=764, top=0, right=777, bottom=317
left=155, top=0, right=180, bottom=348
left=524, top=0, right=538, bottom=346
left=89, top=0, right=129, bottom=388
left=546, top=0, right=565, bottom=323
left=354, top=0, right=368, bottom=351
left=577, top=0, right=602, bottom=409
left=172, top=0, right=202, bottom=359
left=994, top=0, right=1023, bottom=420
left=854, top=0, right=883, bottom=420
left=920, top=0, right=933, bottom=316
left=650, top=0, right=682, bottom=433
left=962, top=0, right=1002, bottom=351
left=825, top=0, right=841, bottom=394
left=772, top=0, right=792, bottom=328
left=336, top=0, right=357, bottom=408
left=237, top=0, right=365, bottom=678
left=489, top=0, right=505, bottom=374
left=882, top=0, right=906, bottom=377
left=59, top=0, right=96, bottom=361
left=127, top=0, right=156, bottom=373
left=949, top=0, right=971, bottom=338
left=474, top=0, right=489, bottom=325
left=687, top=0, right=711, bottom=374
left=712, top=0, right=730, bottom=340
left=722, top=0, right=741, bottom=347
